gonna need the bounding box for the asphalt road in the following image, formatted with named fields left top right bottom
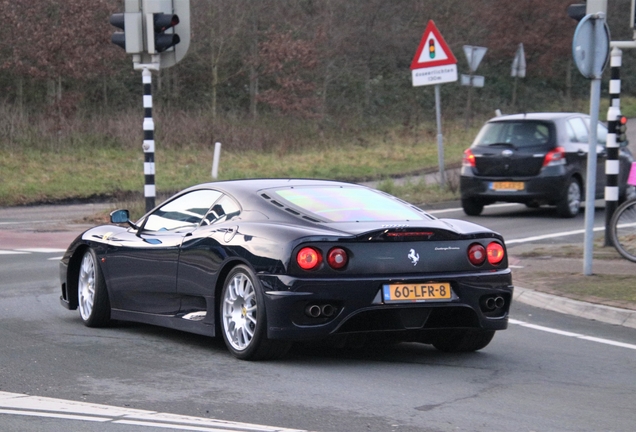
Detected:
left=427, top=200, right=609, bottom=250
left=2, top=204, right=636, bottom=432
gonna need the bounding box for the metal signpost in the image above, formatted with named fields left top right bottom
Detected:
left=571, top=12, right=610, bottom=276
left=110, top=0, right=191, bottom=212
left=410, top=20, right=458, bottom=186
left=510, top=43, right=526, bottom=107
left=461, top=45, right=487, bottom=129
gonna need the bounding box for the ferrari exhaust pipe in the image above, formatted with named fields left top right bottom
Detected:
left=481, top=296, right=505, bottom=312
left=321, top=304, right=335, bottom=317
left=305, top=303, right=336, bottom=318
left=305, top=304, right=321, bottom=318
left=485, top=297, right=496, bottom=311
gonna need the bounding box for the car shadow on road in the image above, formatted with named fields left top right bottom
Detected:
left=68, top=319, right=498, bottom=364
left=286, top=339, right=493, bottom=365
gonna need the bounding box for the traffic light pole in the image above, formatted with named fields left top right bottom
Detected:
left=142, top=68, right=156, bottom=212
left=110, top=2, right=190, bottom=214
left=604, top=47, right=622, bottom=247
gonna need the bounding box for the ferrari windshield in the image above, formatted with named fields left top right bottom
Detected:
left=273, top=186, right=429, bottom=222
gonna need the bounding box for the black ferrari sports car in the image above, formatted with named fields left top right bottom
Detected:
left=59, top=179, right=513, bottom=360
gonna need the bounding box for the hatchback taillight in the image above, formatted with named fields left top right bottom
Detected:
left=543, top=146, right=565, bottom=167
left=297, top=247, right=322, bottom=270
left=463, top=149, right=476, bottom=167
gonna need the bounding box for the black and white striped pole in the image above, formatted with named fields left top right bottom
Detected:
left=142, top=68, right=156, bottom=213
left=604, top=47, right=622, bottom=246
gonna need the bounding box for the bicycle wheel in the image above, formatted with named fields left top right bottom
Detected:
left=610, top=198, right=636, bottom=263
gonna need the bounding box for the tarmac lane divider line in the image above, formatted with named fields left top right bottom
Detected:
left=505, top=225, right=605, bottom=245
left=0, top=391, right=309, bottom=432
left=509, top=319, right=636, bottom=350
left=0, top=408, right=108, bottom=423
left=16, top=248, right=67, bottom=253
left=0, top=248, right=66, bottom=255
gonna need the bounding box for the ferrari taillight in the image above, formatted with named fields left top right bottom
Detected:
left=543, top=146, right=565, bottom=167
left=468, top=243, right=486, bottom=266
left=327, top=247, right=348, bottom=269
left=297, top=247, right=322, bottom=270
left=462, top=149, right=476, bottom=167
left=487, top=242, right=505, bottom=265
left=468, top=242, right=505, bottom=266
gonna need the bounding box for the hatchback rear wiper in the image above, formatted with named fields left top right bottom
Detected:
left=486, top=142, right=518, bottom=150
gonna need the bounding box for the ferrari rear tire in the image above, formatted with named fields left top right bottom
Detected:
left=431, top=329, right=495, bottom=353
left=220, top=265, right=291, bottom=360
left=78, top=248, right=111, bottom=327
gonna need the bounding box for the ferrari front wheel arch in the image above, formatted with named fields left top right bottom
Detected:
left=219, top=264, right=291, bottom=360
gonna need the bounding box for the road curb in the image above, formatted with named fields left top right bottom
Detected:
left=514, top=286, right=636, bottom=329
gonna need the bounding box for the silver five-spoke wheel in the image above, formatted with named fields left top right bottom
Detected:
left=222, top=271, right=258, bottom=351
left=220, top=265, right=291, bottom=360
left=77, top=249, right=110, bottom=327
left=78, top=251, right=97, bottom=321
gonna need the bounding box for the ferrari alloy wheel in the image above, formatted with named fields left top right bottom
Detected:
left=220, top=265, right=290, bottom=360
left=77, top=249, right=111, bottom=327
left=222, top=269, right=258, bottom=351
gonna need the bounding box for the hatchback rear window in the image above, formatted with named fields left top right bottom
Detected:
left=473, top=121, right=554, bottom=148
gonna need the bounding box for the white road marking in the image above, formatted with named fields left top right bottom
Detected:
left=0, top=220, right=54, bottom=225
left=0, top=249, right=65, bottom=255
left=0, top=391, right=307, bottom=432
left=510, top=319, right=636, bottom=350
left=16, top=248, right=66, bottom=253
left=505, top=226, right=605, bottom=245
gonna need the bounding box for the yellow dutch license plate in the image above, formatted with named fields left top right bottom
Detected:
left=491, top=181, right=524, bottom=191
left=383, top=282, right=452, bottom=303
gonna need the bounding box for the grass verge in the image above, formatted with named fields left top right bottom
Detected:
left=511, top=243, right=636, bottom=311
left=0, top=119, right=474, bottom=207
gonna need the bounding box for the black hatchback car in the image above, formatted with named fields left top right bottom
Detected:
left=460, top=112, right=635, bottom=217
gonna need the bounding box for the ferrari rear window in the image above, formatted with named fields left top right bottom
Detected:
left=273, top=187, right=428, bottom=222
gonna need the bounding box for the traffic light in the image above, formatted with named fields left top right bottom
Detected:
left=567, top=1, right=608, bottom=21
left=149, top=13, right=181, bottom=53
left=616, top=116, right=628, bottom=142
left=567, top=4, right=586, bottom=21
left=109, top=12, right=143, bottom=54
left=143, top=0, right=190, bottom=69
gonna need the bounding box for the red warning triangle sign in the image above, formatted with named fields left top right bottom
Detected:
left=410, top=20, right=457, bottom=70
